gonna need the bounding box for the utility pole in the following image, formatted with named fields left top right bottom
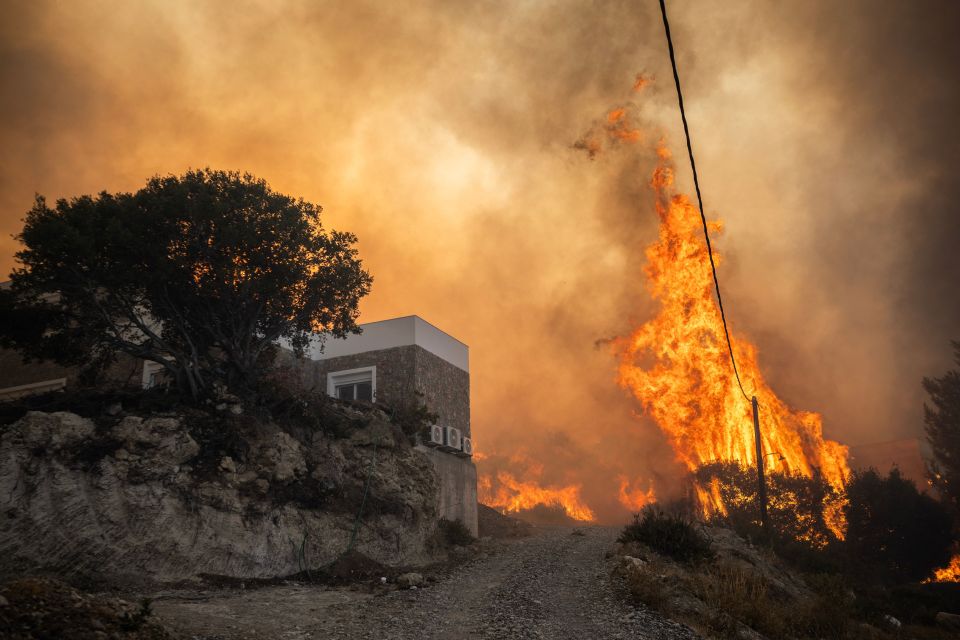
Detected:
left=752, top=396, right=769, bottom=535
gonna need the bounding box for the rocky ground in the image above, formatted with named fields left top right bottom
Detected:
left=146, top=525, right=698, bottom=639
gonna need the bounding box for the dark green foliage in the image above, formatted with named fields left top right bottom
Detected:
left=924, top=340, right=960, bottom=518
left=2, top=169, right=372, bottom=401
left=618, top=506, right=713, bottom=563
left=438, top=518, right=475, bottom=547
left=853, top=581, right=960, bottom=626
left=382, top=392, right=438, bottom=443
left=844, top=468, right=954, bottom=584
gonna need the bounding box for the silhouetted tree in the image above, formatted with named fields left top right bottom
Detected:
left=844, top=468, right=953, bottom=584
left=0, top=169, right=372, bottom=401
left=924, top=341, right=960, bottom=517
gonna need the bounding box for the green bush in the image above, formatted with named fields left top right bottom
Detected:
left=618, top=506, right=713, bottom=563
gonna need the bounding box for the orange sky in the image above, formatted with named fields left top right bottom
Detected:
left=2, top=1, right=958, bottom=520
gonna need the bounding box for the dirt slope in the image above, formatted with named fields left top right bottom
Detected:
left=150, top=526, right=698, bottom=639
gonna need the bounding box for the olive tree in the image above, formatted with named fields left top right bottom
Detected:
left=1, top=169, right=372, bottom=400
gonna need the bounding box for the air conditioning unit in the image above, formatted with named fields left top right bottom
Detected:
left=459, top=436, right=473, bottom=457
left=426, top=424, right=444, bottom=447
left=443, top=426, right=461, bottom=452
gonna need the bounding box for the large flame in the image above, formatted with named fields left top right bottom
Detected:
left=616, top=140, right=851, bottom=535
left=479, top=472, right=596, bottom=522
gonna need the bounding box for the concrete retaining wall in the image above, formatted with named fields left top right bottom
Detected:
left=417, top=445, right=478, bottom=536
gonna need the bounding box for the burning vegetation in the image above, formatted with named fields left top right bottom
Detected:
left=614, top=139, right=851, bottom=536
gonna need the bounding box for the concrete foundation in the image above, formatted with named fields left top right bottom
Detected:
left=417, top=445, right=478, bottom=537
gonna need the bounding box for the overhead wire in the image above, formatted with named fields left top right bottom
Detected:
left=658, top=0, right=752, bottom=404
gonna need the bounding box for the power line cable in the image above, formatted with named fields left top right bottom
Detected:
left=658, top=0, right=751, bottom=404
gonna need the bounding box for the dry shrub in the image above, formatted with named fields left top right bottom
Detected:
left=619, top=506, right=713, bottom=564
left=438, top=518, right=475, bottom=547
left=689, top=562, right=786, bottom=638
left=621, top=561, right=672, bottom=612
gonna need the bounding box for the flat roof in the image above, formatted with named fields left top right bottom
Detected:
left=310, top=315, right=469, bottom=372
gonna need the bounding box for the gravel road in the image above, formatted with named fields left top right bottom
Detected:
left=153, top=526, right=699, bottom=639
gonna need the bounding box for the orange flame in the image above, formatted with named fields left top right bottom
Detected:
left=618, top=475, right=657, bottom=511
left=633, top=73, right=653, bottom=92
left=615, top=122, right=851, bottom=536
left=929, top=554, right=960, bottom=583
left=479, top=471, right=596, bottom=522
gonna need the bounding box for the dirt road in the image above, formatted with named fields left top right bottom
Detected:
left=152, top=526, right=698, bottom=639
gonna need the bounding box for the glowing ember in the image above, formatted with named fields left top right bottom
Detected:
left=480, top=471, right=596, bottom=522
left=615, top=132, right=851, bottom=534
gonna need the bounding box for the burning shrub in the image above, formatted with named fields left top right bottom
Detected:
left=694, top=462, right=844, bottom=553
left=618, top=506, right=712, bottom=563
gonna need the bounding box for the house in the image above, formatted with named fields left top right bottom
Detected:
left=304, top=315, right=478, bottom=536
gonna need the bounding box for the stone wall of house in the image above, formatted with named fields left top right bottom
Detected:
left=414, top=347, right=470, bottom=438
left=305, top=345, right=420, bottom=408
left=307, top=345, right=470, bottom=437
left=0, top=348, right=146, bottom=395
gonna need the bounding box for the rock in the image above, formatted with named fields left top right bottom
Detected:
left=735, top=623, right=767, bottom=640
left=857, top=622, right=882, bottom=640
left=881, top=614, right=902, bottom=630
left=12, top=411, right=95, bottom=450
left=228, top=403, right=243, bottom=416
left=105, top=402, right=123, bottom=416
left=255, top=432, right=306, bottom=482
left=622, top=556, right=647, bottom=570
left=0, top=594, right=7, bottom=606
left=397, top=572, right=424, bottom=589
left=936, top=611, right=960, bottom=631
left=219, top=456, right=237, bottom=474
left=0, top=410, right=440, bottom=589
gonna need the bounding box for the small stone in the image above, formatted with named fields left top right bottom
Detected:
left=228, top=403, right=243, bottom=416
left=0, top=595, right=8, bottom=606
left=881, top=614, right=902, bottom=630
left=105, top=402, right=123, bottom=416
left=396, top=572, right=424, bottom=589
left=219, top=456, right=237, bottom=474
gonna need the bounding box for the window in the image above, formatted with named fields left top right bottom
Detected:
left=336, top=380, right=373, bottom=402
left=142, top=361, right=168, bottom=389
left=327, top=366, right=376, bottom=403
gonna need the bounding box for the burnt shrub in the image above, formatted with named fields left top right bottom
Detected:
left=619, top=506, right=713, bottom=563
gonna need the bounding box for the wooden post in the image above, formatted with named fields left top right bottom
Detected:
left=752, top=395, right=769, bottom=535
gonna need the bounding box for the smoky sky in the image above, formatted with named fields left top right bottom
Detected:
left=1, top=0, right=958, bottom=521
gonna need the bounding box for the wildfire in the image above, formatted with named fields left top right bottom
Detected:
left=479, top=471, right=596, bottom=522
left=618, top=475, right=657, bottom=511
left=615, top=130, right=851, bottom=534
left=929, top=554, right=960, bottom=583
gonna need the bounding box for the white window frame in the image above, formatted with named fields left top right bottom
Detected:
left=327, top=366, right=376, bottom=402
